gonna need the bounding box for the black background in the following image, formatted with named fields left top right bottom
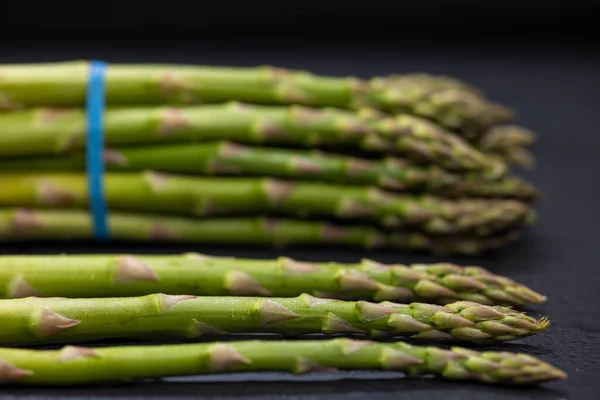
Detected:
left=2, top=0, right=600, bottom=40
left=1, top=1, right=600, bottom=399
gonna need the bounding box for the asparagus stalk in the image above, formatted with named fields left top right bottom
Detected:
left=0, top=172, right=532, bottom=235
left=0, top=294, right=548, bottom=345
left=0, top=61, right=513, bottom=136
left=0, top=104, right=505, bottom=176
left=0, top=208, right=521, bottom=254
left=0, top=208, right=387, bottom=248
left=0, top=141, right=538, bottom=200
left=0, top=338, right=567, bottom=386
left=0, top=251, right=545, bottom=306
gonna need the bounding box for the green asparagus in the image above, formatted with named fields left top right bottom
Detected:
left=0, top=338, right=566, bottom=386
left=0, top=172, right=532, bottom=235
left=388, top=229, right=521, bottom=255
left=0, top=104, right=506, bottom=175
left=376, top=74, right=514, bottom=138
left=493, top=147, right=536, bottom=169
left=0, top=294, right=548, bottom=345
left=0, top=61, right=513, bottom=136
left=478, top=125, right=537, bottom=168
left=0, top=251, right=545, bottom=305
left=0, top=141, right=537, bottom=200
left=381, top=73, right=485, bottom=97
left=479, top=125, right=536, bottom=151
left=450, top=176, right=537, bottom=201
left=0, top=208, right=522, bottom=253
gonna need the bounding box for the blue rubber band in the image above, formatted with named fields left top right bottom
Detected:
left=86, top=60, right=110, bottom=239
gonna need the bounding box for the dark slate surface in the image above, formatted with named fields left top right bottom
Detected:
left=0, top=37, right=598, bottom=399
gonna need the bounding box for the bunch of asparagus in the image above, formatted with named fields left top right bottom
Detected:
left=0, top=253, right=565, bottom=386
left=0, top=61, right=539, bottom=252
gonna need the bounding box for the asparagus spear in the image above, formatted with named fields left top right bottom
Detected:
left=376, top=74, right=514, bottom=138
left=0, top=294, right=548, bottom=345
left=388, top=229, right=521, bottom=255
left=0, top=172, right=532, bottom=235
left=450, top=176, right=537, bottom=201
left=0, top=61, right=513, bottom=135
left=479, top=125, right=536, bottom=151
left=492, top=147, right=536, bottom=170
left=478, top=125, right=537, bottom=168
left=357, top=104, right=534, bottom=167
left=0, top=208, right=521, bottom=254
left=0, top=251, right=545, bottom=306
left=0, top=338, right=567, bottom=386
left=0, top=104, right=505, bottom=175
left=382, top=73, right=485, bottom=97
left=0, top=142, right=538, bottom=200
